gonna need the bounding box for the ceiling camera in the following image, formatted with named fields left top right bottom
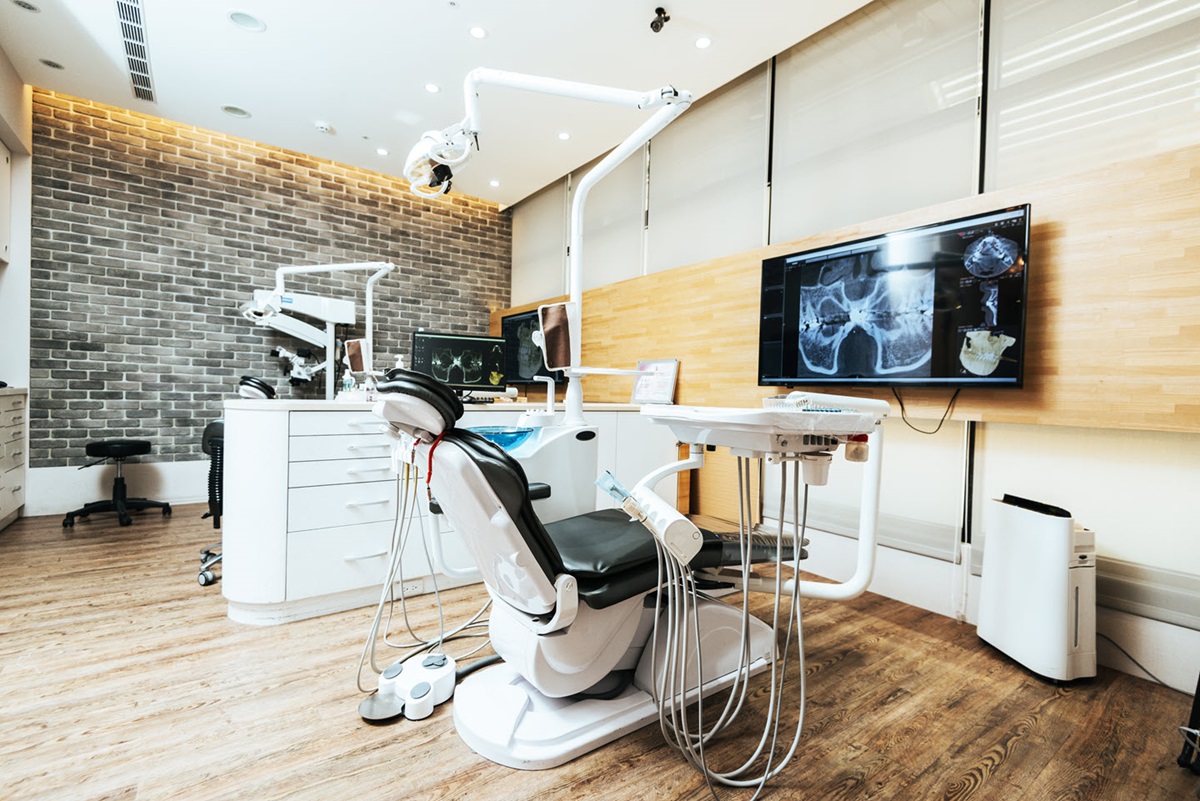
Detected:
left=650, top=7, right=669, bottom=32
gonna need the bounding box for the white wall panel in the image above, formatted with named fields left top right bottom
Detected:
left=974, top=423, right=1200, bottom=576
left=647, top=65, right=770, bottom=274
left=572, top=149, right=646, bottom=291
left=986, top=0, right=1200, bottom=189
left=770, top=0, right=980, bottom=243
left=510, top=179, right=567, bottom=306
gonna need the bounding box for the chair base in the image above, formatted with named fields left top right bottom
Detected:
left=452, top=597, right=775, bottom=770
left=198, top=545, right=221, bottom=586
left=63, top=475, right=172, bottom=528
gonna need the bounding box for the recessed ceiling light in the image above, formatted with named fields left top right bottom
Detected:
left=11, top=0, right=40, bottom=11
left=469, top=26, right=487, bottom=39
left=695, top=36, right=712, bottom=49
left=39, top=58, right=64, bottom=69
left=228, top=11, right=266, bottom=32
left=376, top=147, right=389, bottom=156
left=221, top=105, right=251, bottom=118
left=557, top=132, right=570, bottom=141
left=424, top=83, right=441, bottom=94
left=489, top=179, right=500, bottom=188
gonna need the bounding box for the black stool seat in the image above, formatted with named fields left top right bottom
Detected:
left=86, top=439, right=152, bottom=460
left=63, top=438, right=171, bottom=529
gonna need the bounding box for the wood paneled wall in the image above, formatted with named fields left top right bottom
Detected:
left=505, top=142, right=1200, bottom=434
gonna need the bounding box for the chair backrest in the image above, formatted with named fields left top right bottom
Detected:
left=374, top=371, right=566, bottom=616
left=426, top=431, right=567, bottom=615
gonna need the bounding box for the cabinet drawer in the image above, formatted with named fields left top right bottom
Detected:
left=286, top=521, right=394, bottom=599
left=287, top=481, right=397, bottom=532
left=0, top=394, right=24, bottom=414
left=1, top=411, right=24, bottom=429
left=289, top=410, right=385, bottom=437
left=289, top=457, right=394, bottom=488
left=0, top=442, right=23, bottom=472
left=1, top=466, right=24, bottom=513
left=289, top=433, right=392, bottom=463
left=2, top=425, right=20, bottom=446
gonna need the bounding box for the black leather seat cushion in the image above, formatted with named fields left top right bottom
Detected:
left=85, top=440, right=151, bottom=459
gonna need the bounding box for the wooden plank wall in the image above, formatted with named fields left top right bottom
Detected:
left=509, top=141, right=1200, bottom=434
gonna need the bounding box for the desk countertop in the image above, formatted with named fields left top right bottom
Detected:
left=223, top=398, right=649, bottom=413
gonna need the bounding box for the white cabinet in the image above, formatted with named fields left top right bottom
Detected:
left=221, top=400, right=683, bottom=625
left=0, top=388, right=26, bottom=529
left=221, top=402, right=473, bottom=625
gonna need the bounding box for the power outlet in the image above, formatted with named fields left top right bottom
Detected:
left=400, top=579, right=424, bottom=596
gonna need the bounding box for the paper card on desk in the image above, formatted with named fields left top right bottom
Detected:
left=631, top=359, right=679, bottom=405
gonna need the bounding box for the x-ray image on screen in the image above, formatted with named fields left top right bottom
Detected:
left=411, top=332, right=506, bottom=392
left=758, top=204, right=1030, bottom=388
left=500, top=310, right=565, bottom=384
left=796, top=252, right=934, bottom=378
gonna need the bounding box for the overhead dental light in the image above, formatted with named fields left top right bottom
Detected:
left=402, top=67, right=692, bottom=424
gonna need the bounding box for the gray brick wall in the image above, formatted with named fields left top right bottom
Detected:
left=29, top=90, right=512, bottom=468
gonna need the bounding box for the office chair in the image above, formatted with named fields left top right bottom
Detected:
left=198, top=420, right=224, bottom=586
left=373, top=370, right=786, bottom=767
left=62, top=439, right=172, bottom=528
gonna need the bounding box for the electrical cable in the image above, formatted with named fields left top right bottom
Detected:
left=355, top=457, right=492, bottom=695
left=892, top=387, right=960, bottom=435
left=650, top=454, right=809, bottom=799
left=1096, top=632, right=1188, bottom=694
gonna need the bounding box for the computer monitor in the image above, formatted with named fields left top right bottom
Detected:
left=500, top=310, right=565, bottom=385
left=758, top=204, right=1030, bottom=389
left=410, top=331, right=507, bottom=393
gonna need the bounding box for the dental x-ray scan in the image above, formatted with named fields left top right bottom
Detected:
left=411, top=331, right=506, bottom=392
left=758, top=205, right=1029, bottom=388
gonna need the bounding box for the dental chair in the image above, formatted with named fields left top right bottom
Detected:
left=373, top=370, right=783, bottom=769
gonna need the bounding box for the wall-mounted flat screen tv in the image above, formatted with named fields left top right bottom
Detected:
left=500, top=310, right=565, bottom=385
left=410, top=331, right=506, bottom=393
left=758, top=204, right=1030, bottom=389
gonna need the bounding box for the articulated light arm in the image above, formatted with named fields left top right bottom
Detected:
left=406, top=68, right=687, bottom=199
left=404, top=68, right=692, bottom=424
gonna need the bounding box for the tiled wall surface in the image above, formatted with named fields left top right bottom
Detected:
left=28, top=90, right=511, bottom=467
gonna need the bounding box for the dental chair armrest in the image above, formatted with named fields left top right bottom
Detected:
left=525, top=574, right=578, bottom=635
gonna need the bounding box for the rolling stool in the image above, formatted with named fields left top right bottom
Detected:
left=62, top=439, right=172, bottom=528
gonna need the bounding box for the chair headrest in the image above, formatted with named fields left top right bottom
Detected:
left=376, top=368, right=463, bottom=429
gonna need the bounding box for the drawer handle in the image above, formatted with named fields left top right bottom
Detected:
left=344, top=550, right=388, bottom=561
left=346, top=467, right=393, bottom=476
left=347, top=420, right=386, bottom=428
left=344, top=498, right=391, bottom=508
left=345, top=443, right=390, bottom=452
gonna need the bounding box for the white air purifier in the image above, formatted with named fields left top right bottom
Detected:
left=977, top=495, right=1097, bottom=681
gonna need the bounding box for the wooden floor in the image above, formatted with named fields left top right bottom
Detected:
left=1, top=505, right=1195, bottom=801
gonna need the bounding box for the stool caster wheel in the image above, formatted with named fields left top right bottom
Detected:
left=198, top=570, right=216, bottom=586
left=163, top=506, right=172, bottom=517
left=63, top=518, right=74, bottom=528
left=119, top=515, right=132, bottom=527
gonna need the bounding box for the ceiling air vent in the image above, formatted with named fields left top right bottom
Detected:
left=116, top=0, right=156, bottom=102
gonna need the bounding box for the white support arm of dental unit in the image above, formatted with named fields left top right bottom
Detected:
left=404, top=68, right=692, bottom=425
left=641, top=393, right=890, bottom=602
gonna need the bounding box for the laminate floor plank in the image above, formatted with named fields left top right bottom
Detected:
left=1, top=507, right=1194, bottom=800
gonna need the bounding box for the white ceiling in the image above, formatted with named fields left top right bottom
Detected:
left=0, top=0, right=870, bottom=207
